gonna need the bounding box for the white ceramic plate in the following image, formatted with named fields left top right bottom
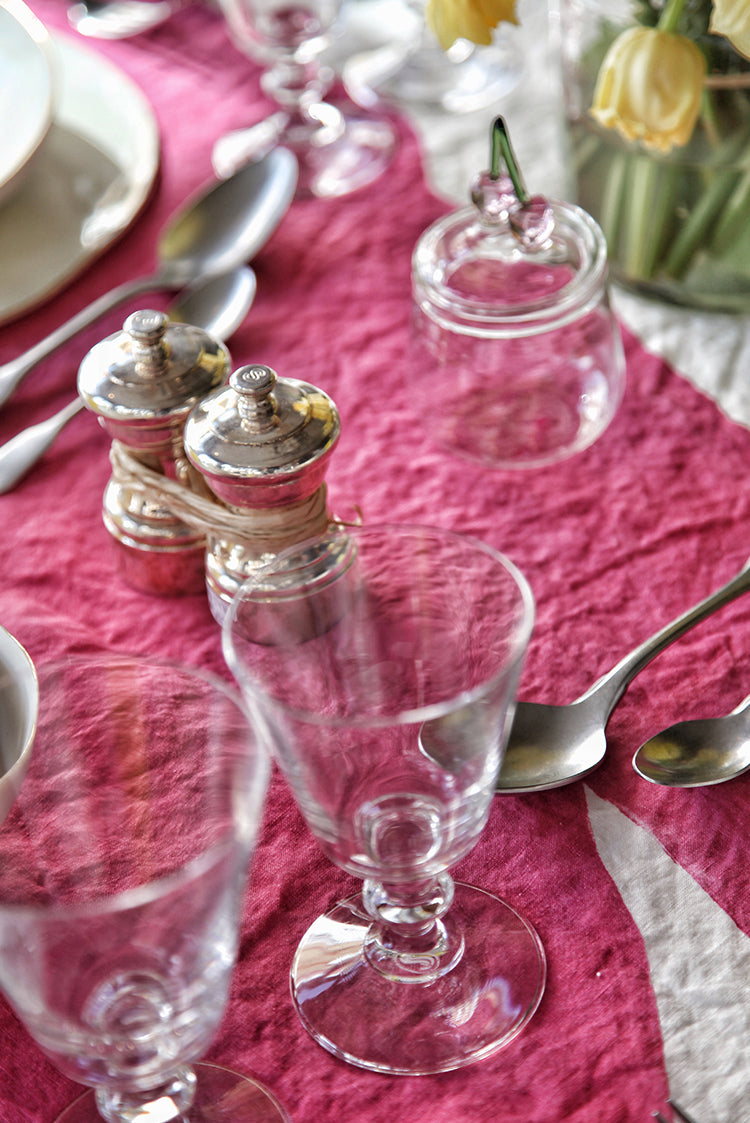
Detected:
left=0, top=624, right=37, bottom=822
left=0, top=0, right=56, bottom=205
left=0, top=30, right=160, bottom=324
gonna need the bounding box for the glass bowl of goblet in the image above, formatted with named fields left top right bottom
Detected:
left=342, top=0, right=523, bottom=116
left=223, top=523, right=545, bottom=1074
left=214, top=0, right=396, bottom=197
left=0, top=653, right=287, bottom=1123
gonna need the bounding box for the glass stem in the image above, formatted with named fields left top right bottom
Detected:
left=261, top=55, right=333, bottom=118
left=362, top=872, right=465, bottom=983
left=95, top=1065, right=197, bottom=1123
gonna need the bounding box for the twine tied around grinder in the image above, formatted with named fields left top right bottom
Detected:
left=109, top=440, right=335, bottom=554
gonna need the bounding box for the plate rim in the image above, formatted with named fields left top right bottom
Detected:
left=0, top=0, right=56, bottom=204
left=0, top=27, right=160, bottom=325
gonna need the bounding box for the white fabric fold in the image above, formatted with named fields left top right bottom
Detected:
left=585, top=786, right=750, bottom=1121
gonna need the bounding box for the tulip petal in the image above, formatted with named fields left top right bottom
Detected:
left=710, top=0, right=750, bottom=60
left=590, top=27, right=706, bottom=153
left=426, top=0, right=515, bottom=49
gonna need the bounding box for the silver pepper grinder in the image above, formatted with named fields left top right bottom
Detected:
left=77, top=308, right=230, bottom=595
left=183, top=363, right=342, bottom=625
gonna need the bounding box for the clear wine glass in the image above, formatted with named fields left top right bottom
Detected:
left=214, top=0, right=396, bottom=197
left=223, top=523, right=545, bottom=1074
left=0, top=653, right=287, bottom=1123
left=342, top=0, right=523, bottom=115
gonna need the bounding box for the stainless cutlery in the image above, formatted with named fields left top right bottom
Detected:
left=0, top=148, right=297, bottom=411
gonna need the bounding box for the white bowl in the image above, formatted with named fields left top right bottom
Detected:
left=0, top=626, right=38, bottom=821
left=0, top=0, right=56, bottom=206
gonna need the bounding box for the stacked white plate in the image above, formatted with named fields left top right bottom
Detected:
left=0, top=624, right=37, bottom=822
left=0, top=0, right=55, bottom=206
left=0, top=0, right=160, bottom=323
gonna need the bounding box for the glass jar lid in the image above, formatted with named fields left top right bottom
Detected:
left=412, top=120, right=609, bottom=337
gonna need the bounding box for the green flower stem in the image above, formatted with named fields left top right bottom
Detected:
left=574, top=132, right=601, bottom=167
left=661, top=112, right=750, bottom=277
left=700, top=88, right=722, bottom=148
left=657, top=0, right=687, bottom=34
left=621, top=155, right=678, bottom=279
left=709, top=172, right=750, bottom=256
left=662, top=168, right=740, bottom=277
left=597, top=148, right=629, bottom=254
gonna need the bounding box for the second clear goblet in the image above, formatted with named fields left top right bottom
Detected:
left=0, top=654, right=286, bottom=1123
left=215, top=0, right=396, bottom=197
left=223, top=523, right=545, bottom=1074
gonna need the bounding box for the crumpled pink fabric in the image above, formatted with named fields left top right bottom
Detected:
left=1, top=3, right=750, bottom=1120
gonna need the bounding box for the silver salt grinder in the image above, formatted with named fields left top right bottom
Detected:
left=77, top=309, right=230, bottom=595
left=183, top=363, right=342, bottom=625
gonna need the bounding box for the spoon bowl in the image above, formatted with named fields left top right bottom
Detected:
left=495, top=561, right=750, bottom=793
left=154, top=149, right=297, bottom=286
left=633, top=694, right=750, bottom=786
left=0, top=147, right=298, bottom=410
left=176, top=265, right=257, bottom=341
left=498, top=699, right=608, bottom=792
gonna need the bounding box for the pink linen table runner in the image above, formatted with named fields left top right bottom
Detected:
left=2, top=4, right=750, bottom=1119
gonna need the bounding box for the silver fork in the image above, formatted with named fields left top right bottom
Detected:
left=654, top=1101, right=700, bottom=1123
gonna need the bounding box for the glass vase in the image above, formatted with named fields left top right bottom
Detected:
left=560, top=0, right=750, bottom=311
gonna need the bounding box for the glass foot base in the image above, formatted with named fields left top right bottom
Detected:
left=293, top=111, right=396, bottom=198
left=212, top=108, right=395, bottom=199
left=344, top=40, right=523, bottom=114
left=291, top=882, right=546, bottom=1074
left=54, top=1063, right=290, bottom=1123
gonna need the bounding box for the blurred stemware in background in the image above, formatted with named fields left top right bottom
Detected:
left=0, top=654, right=286, bottom=1123
left=224, top=524, right=545, bottom=1075
left=213, top=0, right=396, bottom=196
left=342, top=0, right=523, bottom=115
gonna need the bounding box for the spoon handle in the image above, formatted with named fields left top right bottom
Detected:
left=69, top=0, right=178, bottom=39
left=0, top=273, right=164, bottom=411
left=582, top=560, right=750, bottom=717
left=0, top=398, right=84, bottom=493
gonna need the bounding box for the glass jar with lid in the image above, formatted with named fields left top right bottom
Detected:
left=411, top=118, right=625, bottom=469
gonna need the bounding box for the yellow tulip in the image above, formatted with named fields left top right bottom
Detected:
left=710, top=0, right=750, bottom=60
left=590, top=26, right=706, bottom=153
left=426, top=0, right=517, bottom=51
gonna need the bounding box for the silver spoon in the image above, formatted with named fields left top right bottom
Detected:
left=68, top=1, right=179, bottom=39
left=633, top=693, right=750, bottom=787
left=0, top=266, right=256, bottom=494
left=495, top=561, right=750, bottom=793
left=0, top=147, right=298, bottom=411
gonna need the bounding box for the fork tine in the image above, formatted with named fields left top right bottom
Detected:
left=668, top=1102, right=700, bottom=1123
left=653, top=1114, right=670, bottom=1123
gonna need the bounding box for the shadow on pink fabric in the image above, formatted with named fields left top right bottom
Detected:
left=2, top=2, right=750, bottom=1120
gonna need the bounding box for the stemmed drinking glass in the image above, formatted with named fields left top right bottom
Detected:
left=214, top=0, right=396, bottom=197
left=343, top=0, right=523, bottom=115
left=0, top=654, right=287, bottom=1123
left=223, top=523, right=545, bottom=1074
